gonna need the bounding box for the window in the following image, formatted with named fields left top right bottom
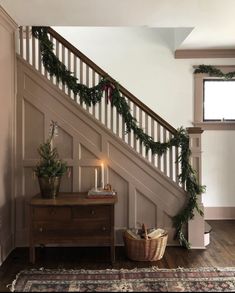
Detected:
left=203, top=80, right=235, bottom=121
left=194, top=66, right=235, bottom=130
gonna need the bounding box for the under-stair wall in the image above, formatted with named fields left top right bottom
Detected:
left=16, top=56, right=187, bottom=246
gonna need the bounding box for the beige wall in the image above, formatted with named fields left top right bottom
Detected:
left=0, top=7, right=17, bottom=264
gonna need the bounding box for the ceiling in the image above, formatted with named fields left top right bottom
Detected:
left=1, top=0, right=235, bottom=50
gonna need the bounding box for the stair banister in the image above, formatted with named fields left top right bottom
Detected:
left=18, top=26, right=181, bottom=185
left=47, top=27, right=177, bottom=135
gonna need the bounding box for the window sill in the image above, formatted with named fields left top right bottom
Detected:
left=193, top=122, right=235, bottom=130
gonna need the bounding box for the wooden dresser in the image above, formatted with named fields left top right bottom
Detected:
left=29, top=192, right=117, bottom=263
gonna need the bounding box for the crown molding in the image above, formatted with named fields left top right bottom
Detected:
left=175, top=49, right=235, bottom=59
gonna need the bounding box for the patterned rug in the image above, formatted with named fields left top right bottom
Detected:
left=10, top=267, right=235, bottom=292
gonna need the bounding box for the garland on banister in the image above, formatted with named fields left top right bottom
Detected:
left=32, top=26, right=205, bottom=249
left=194, top=64, right=235, bottom=79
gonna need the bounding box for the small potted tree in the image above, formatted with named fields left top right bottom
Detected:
left=34, top=121, right=68, bottom=198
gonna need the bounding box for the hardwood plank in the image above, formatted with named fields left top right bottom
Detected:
left=0, top=220, right=234, bottom=292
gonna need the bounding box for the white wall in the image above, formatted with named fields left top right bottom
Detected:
left=54, top=26, right=235, bottom=208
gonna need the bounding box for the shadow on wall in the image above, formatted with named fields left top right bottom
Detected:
left=0, top=136, right=14, bottom=264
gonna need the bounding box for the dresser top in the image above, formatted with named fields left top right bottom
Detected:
left=30, top=192, right=118, bottom=206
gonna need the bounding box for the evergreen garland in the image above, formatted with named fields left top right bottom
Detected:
left=194, top=64, right=235, bottom=79
left=32, top=26, right=205, bottom=248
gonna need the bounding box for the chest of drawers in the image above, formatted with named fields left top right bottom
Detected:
left=29, top=192, right=117, bottom=263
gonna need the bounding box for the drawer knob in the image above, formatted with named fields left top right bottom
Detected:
left=102, top=226, right=106, bottom=231
left=39, top=227, right=43, bottom=232
left=91, top=210, right=95, bottom=215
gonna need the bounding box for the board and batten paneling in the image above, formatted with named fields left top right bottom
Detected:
left=16, top=56, right=186, bottom=246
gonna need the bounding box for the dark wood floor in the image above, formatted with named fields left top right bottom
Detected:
left=0, top=220, right=234, bottom=292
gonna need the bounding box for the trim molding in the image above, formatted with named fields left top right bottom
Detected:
left=0, top=5, right=18, bottom=31
left=193, top=65, right=235, bottom=130
left=175, top=49, right=235, bottom=59
left=193, top=122, right=235, bottom=131
left=204, top=207, right=235, bottom=220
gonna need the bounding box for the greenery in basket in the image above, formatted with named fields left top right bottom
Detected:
left=34, top=121, right=68, bottom=178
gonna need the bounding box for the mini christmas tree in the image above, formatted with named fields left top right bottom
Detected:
left=34, top=121, right=67, bottom=178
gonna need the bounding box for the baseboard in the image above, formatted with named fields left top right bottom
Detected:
left=204, top=207, right=235, bottom=220
left=189, top=246, right=206, bottom=250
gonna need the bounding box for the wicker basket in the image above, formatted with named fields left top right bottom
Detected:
left=123, top=227, right=168, bottom=261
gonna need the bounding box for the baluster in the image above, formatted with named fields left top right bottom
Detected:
left=86, top=64, right=90, bottom=111
left=61, top=45, right=65, bottom=92
left=92, top=70, right=96, bottom=116
left=73, top=55, right=77, bottom=102
left=133, top=104, right=137, bottom=152
left=105, top=86, right=108, bottom=127
left=175, top=146, right=180, bottom=185
left=67, top=50, right=71, bottom=97
left=80, top=60, right=83, bottom=106
left=32, top=30, right=36, bottom=68
left=157, top=123, right=161, bottom=170
left=48, top=35, right=53, bottom=81
left=122, top=115, right=126, bottom=142
left=110, top=92, right=114, bottom=132
left=139, top=108, right=143, bottom=156
left=163, top=128, right=167, bottom=175
left=122, top=96, right=128, bottom=142
left=127, top=100, right=132, bottom=147
left=145, top=113, right=149, bottom=160
left=169, top=133, right=173, bottom=180
left=98, top=75, right=102, bottom=122
left=49, top=37, right=55, bottom=83
left=116, top=105, right=120, bottom=138
left=38, top=34, right=42, bottom=74
left=151, top=118, right=155, bottom=165
left=25, top=26, right=30, bottom=63
left=42, top=30, right=47, bottom=77
left=43, top=31, right=49, bottom=79
left=55, top=40, right=59, bottom=86
left=19, top=26, right=23, bottom=57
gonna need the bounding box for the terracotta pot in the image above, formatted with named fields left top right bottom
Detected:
left=38, top=176, right=61, bottom=198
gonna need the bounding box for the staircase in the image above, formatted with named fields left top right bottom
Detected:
left=15, top=26, right=205, bottom=248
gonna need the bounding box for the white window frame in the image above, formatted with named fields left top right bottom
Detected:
left=194, top=65, right=235, bottom=130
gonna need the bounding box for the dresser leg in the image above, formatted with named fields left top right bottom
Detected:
left=30, top=246, right=35, bottom=264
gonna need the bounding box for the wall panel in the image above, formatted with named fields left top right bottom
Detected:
left=16, top=57, right=186, bottom=246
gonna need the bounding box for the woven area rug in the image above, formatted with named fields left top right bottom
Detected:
left=10, top=267, right=235, bottom=292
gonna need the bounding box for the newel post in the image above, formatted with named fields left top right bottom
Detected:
left=187, top=127, right=205, bottom=249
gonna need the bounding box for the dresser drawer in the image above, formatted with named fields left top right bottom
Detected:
left=72, top=205, right=110, bottom=220
left=32, top=207, right=71, bottom=221
left=33, top=220, right=111, bottom=236
left=76, top=218, right=111, bottom=235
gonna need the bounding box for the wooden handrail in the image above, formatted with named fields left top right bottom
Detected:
left=48, top=27, right=177, bottom=135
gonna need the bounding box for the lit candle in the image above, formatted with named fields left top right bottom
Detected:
left=94, top=168, right=98, bottom=190
left=101, top=162, right=104, bottom=189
